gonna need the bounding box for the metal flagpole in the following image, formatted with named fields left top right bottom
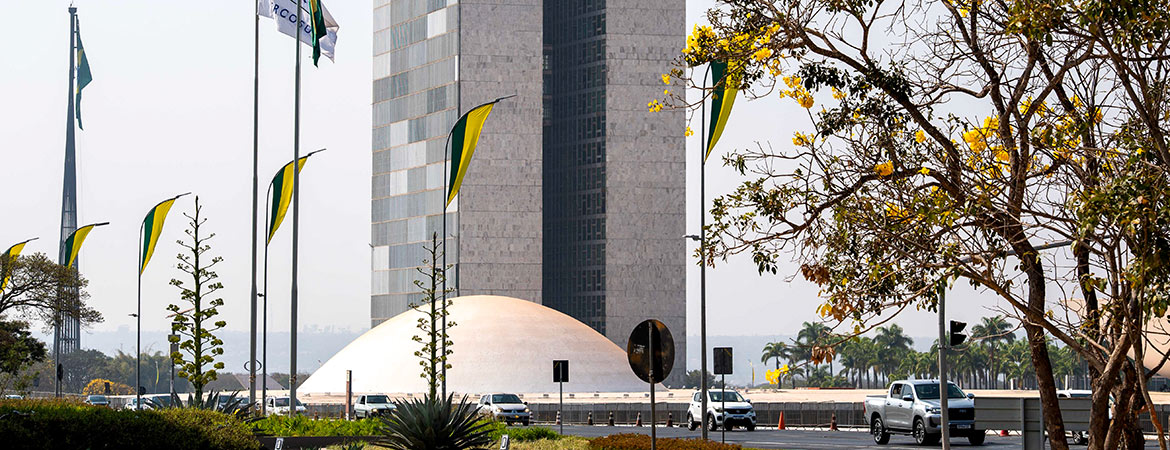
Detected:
left=289, top=1, right=303, bottom=411
left=136, top=221, right=143, bottom=408
left=699, top=66, right=710, bottom=440
left=249, top=3, right=261, bottom=408
left=57, top=5, right=79, bottom=399
left=441, top=2, right=462, bottom=399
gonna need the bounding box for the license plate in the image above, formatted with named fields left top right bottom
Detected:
left=956, top=424, right=971, bottom=429
left=512, top=415, right=520, bottom=419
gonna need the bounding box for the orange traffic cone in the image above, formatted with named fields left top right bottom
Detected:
left=777, top=412, right=786, bottom=430
left=1000, top=430, right=1010, bottom=437
left=830, top=413, right=838, bottom=431
left=636, top=412, right=643, bottom=427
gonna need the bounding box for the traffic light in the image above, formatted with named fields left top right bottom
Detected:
left=949, top=320, right=967, bottom=347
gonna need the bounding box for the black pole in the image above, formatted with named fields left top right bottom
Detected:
left=249, top=3, right=261, bottom=408
left=721, top=374, right=726, bottom=443
left=699, top=66, right=711, bottom=440
left=559, top=380, right=564, bottom=435
left=57, top=5, right=78, bottom=399
left=262, top=182, right=272, bottom=415
left=289, top=2, right=303, bottom=413
left=442, top=127, right=450, bottom=400
left=650, top=324, right=656, bottom=450
left=136, top=220, right=143, bottom=408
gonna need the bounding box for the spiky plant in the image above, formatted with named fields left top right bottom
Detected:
left=375, top=394, right=491, bottom=450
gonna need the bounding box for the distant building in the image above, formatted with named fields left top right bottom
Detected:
left=371, top=0, right=685, bottom=383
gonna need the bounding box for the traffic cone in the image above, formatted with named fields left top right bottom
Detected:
left=608, top=411, right=615, bottom=426
left=556, top=411, right=562, bottom=426
left=1000, top=430, right=1010, bottom=437
left=636, top=412, right=643, bottom=427
left=666, top=412, right=674, bottom=427
left=587, top=412, right=594, bottom=426
left=777, top=411, right=786, bottom=430
left=830, top=413, right=838, bottom=431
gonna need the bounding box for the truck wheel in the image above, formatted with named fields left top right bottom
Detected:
left=967, top=431, right=985, bottom=446
left=913, top=418, right=940, bottom=446
left=687, top=414, right=698, bottom=431
left=871, top=417, right=891, bottom=445
left=708, top=414, right=719, bottom=431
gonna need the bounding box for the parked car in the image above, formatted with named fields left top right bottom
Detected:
left=477, top=393, right=530, bottom=425
left=84, top=394, right=111, bottom=408
left=125, top=394, right=176, bottom=410
left=687, top=389, right=756, bottom=431
left=3, top=394, right=23, bottom=400
left=123, top=397, right=147, bottom=410
left=1057, top=389, right=1112, bottom=445
left=864, top=380, right=984, bottom=446
left=353, top=394, right=396, bottom=418
left=265, top=396, right=306, bottom=416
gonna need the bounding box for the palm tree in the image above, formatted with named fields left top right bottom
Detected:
left=796, top=321, right=830, bottom=370
left=970, top=316, right=1015, bottom=388
left=761, top=341, right=787, bottom=370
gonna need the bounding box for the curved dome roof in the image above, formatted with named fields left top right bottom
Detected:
left=300, top=295, right=648, bottom=394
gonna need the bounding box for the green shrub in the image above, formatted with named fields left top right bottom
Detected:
left=589, top=433, right=742, bottom=450
left=482, top=421, right=561, bottom=442
left=251, top=415, right=381, bottom=436
left=0, top=398, right=262, bottom=450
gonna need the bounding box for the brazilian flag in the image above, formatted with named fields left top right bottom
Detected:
left=705, top=61, right=739, bottom=161
left=1, top=238, right=36, bottom=291
left=268, top=150, right=324, bottom=244
left=63, top=223, right=106, bottom=269
left=75, top=22, right=93, bottom=130
left=447, top=98, right=507, bottom=207
left=140, top=195, right=187, bottom=274
left=308, top=0, right=328, bottom=66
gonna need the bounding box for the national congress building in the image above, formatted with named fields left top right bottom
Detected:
left=371, top=0, right=686, bottom=382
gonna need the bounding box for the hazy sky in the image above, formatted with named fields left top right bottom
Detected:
left=1, top=1, right=1018, bottom=357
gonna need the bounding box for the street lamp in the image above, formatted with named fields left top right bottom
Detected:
left=684, top=233, right=709, bottom=439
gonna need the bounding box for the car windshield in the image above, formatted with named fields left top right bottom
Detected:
left=367, top=395, right=389, bottom=403
left=914, top=383, right=966, bottom=400
left=491, top=394, right=522, bottom=404
left=708, top=391, right=744, bottom=402
left=1067, top=392, right=1091, bottom=398
left=273, top=398, right=303, bottom=407
left=89, top=395, right=108, bottom=402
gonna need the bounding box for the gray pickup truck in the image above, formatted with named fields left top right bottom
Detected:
left=864, top=380, right=984, bottom=446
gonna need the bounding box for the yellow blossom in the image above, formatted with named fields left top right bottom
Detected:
left=685, top=126, right=694, bottom=137
left=915, top=130, right=926, bottom=143
left=792, top=132, right=813, bottom=146
left=647, top=100, right=663, bottom=113
left=919, top=167, right=931, bottom=175
left=832, top=87, right=846, bottom=100
left=663, top=89, right=669, bottom=96
left=661, top=74, right=671, bottom=85
left=752, top=47, right=774, bottom=61
left=874, top=161, right=894, bottom=177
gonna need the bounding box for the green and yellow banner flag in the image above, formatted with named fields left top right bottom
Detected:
left=268, top=150, right=324, bottom=244
left=1, top=238, right=36, bottom=291
left=75, top=21, right=93, bottom=130
left=64, top=223, right=107, bottom=269
left=705, top=61, right=739, bottom=161
left=309, top=0, right=328, bottom=66
left=447, top=98, right=508, bottom=208
left=140, top=194, right=187, bottom=274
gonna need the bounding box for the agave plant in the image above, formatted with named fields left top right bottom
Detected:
left=147, top=390, right=256, bottom=419
left=375, top=394, right=492, bottom=450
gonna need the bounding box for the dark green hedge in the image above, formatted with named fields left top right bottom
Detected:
left=0, top=398, right=262, bottom=450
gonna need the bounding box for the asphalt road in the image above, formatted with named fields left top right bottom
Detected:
left=535, top=425, right=1143, bottom=449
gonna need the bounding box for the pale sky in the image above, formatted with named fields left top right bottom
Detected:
left=1, top=0, right=1014, bottom=356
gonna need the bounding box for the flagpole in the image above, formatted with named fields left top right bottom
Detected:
left=290, top=2, right=303, bottom=411
left=443, top=1, right=462, bottom=399
left=57, top=5, right=78, bottom=399
left=136, top=220, right=143, bottom=409
left=698, top=65, right=710, bottom=441
left=249, top=2, right=261, bottom=409
left=262, top=181, right=272, bottom=414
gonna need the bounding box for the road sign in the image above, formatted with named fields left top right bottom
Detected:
left=553, top=360, right=569, bottom=383
left=714, top=347, right=733, bottom=375
left=627, top=319, right=674, bottom=384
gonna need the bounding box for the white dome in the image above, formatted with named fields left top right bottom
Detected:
left=300, top=295, right=649, bottom=394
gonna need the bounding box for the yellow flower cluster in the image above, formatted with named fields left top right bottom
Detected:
left=874, top=161, right=894, bottom=176
left=779, top=75, right=814, bottom=108
left=752, top=47, right=774, bottom=61
left=962, top=116, right=1002, bottom=154
left=661, top=73, right=671, bottom=85
left=765, top=366, right=789, bottom=385
left=683, top=25, right=717, bottom=55
left=647, top=100, right=663, bottom=113
left=915, top=130, right=926, bottom=144
left=792, top=131, right=814, bottom=146
left=685, top=126, right=694, bottom=137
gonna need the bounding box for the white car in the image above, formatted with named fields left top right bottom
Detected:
left=477, top=393, right=530, bottom=425
left=1057, top=389, right=1111, bottom=445
left=353, top=394, right=397, bottom=418
left=687, top=389, right=756, bottom=431
left=266, top=396, right=306, bottom=416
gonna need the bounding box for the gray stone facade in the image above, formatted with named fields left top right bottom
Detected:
left=372, top=0, right=685, bottom=384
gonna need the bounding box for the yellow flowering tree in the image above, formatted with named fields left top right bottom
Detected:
left=665, top=1, right=1170, bottom=448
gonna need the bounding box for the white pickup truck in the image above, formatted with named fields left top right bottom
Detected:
left=863, top=380, right=984, bottom=446
left=353, top=394, right=396, bottom=418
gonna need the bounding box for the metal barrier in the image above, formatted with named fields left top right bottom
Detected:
left=525, top=402, right=867, bottom=428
